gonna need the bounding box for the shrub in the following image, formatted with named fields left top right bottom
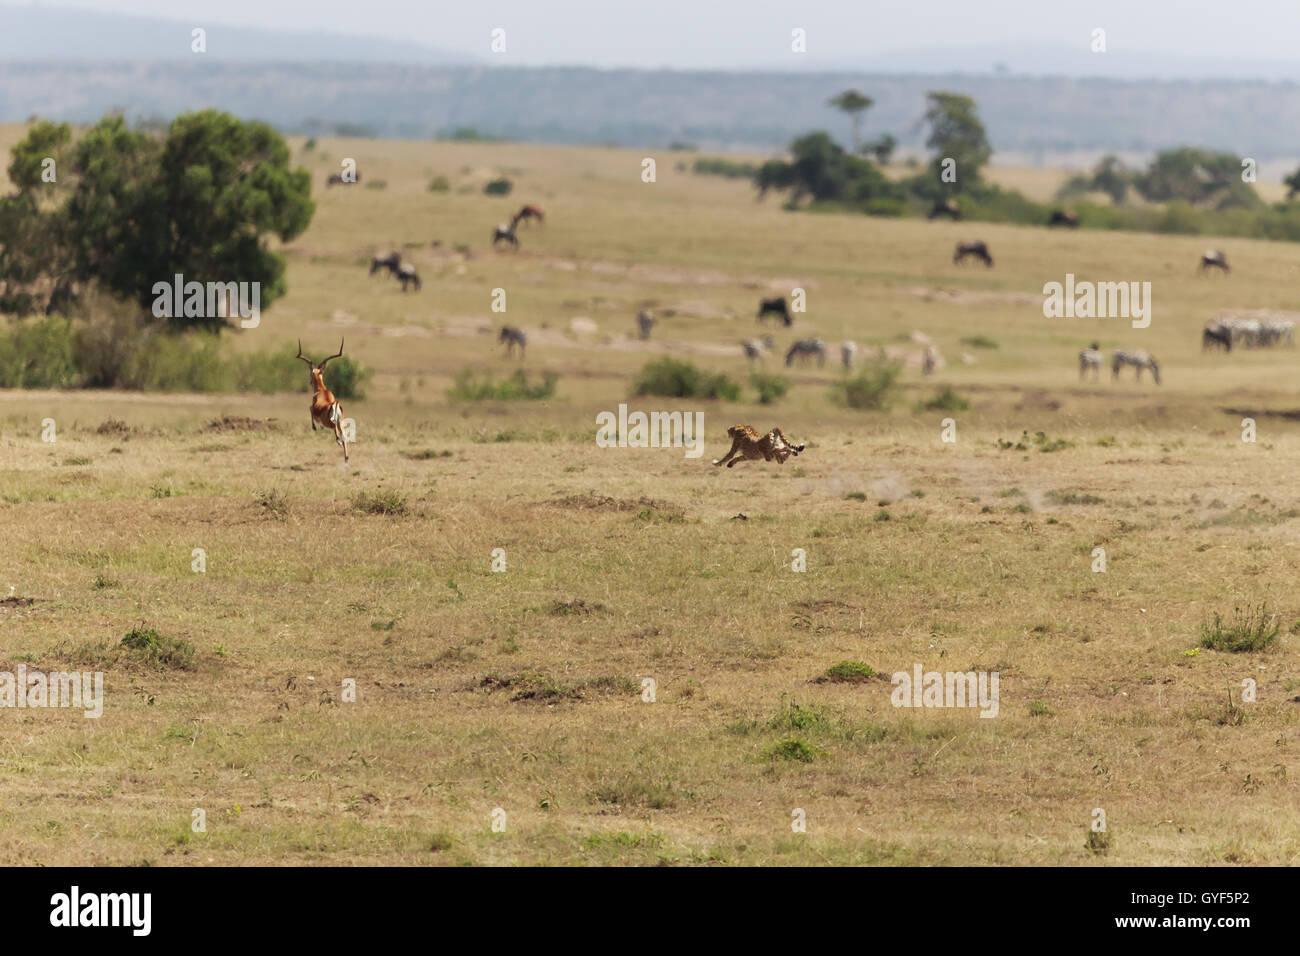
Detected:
left=822, top=661, right=877, bottom=683
left=428, top=175, right=450, bottom=193
left=750, top=372, right=790, bottom=405
left=1201, top=603, right=1280, bottom=652
left=351, top=490, right=409, bottom=516
left=836, top=360, right=901, bottom=410
left=447, top=368, right=558, bottom=401
left=120, top=626, right=196, bottom=670
left=484, top=177, right=513, bottom=196
left=633, top=357, right=739, bottom=401
left=921, top=386, right=969, bottom=411
left=0, top=317, right=78, bottom=388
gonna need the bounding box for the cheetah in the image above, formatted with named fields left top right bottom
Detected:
left=711, top=425, right=805, bottom=468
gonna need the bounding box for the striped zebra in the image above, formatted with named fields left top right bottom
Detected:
left=785, top=338, right=826, bottom=368
left=636, top=310, right=656, bottom=340
left=1112, top=349, right=1160, bottom=385
left=1078, top=342, right=1102, bottom=380
left=742, top=336, right=775, bottom=363
left=499, top=326, right=526, bottom=357
left=840, top=341, right=858, bottom=370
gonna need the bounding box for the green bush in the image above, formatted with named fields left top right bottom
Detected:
left=750, top=372, right=790, bottom=405
left=836, top=360, right=901, bottom=410
left=921, top=386, right=970, bottom=412
left=693, top=157, right=758, bottom=179
left=447, top=368, right=558, bottom=401
left=484, top=177, right=513, bottom=196
left=0, top=317, right=78, bottom=387
left=1201, top=604, right=1280, bottom=653
left=633, top=357, right=739, bottom=401
left=428, top=175, right=450, bottom=193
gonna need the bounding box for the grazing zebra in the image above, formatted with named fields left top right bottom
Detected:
left=785, top=337, right=826, bottom=368
left=370, top=251, right=401, bottom=277
left=922, top=344, right=939, bottom=376
left=499, top=326, right=526, bottom=357
left=840, top=340, right=858, bottom=370
left=492, top=223, right=519, bottom=249
left=927, top=198, right=961, bottom=220
left=742, top=336, right=775, bottom=363
left=1048, top=209, right=1079, bottom=228
left=1078, top=342, right=1103, bottom=380
left=1261, top=319, right=1295, bottom=347
left=1112, top=349, right=1161, bottom=385
left=636, top=310, right=656, bottom=340
left=756, top=296, right=793, bottom=327
left=327, top=172, right=361, bottom=187
left=1200, top=250, right=1230, bottom=274
left=398, top=262, right=421, bottom=292
left=953, top=240, right=993, bottom=267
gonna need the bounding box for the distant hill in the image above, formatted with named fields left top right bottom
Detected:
left=4, top=60, right=1300, bottom=166
left=0, top=3, right=471, bottom=62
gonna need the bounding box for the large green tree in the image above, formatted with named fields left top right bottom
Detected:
left=828, top=89, right=873, bottom=152
left=922, top=91, right=992, bottom=194
left=755, top=132, right=896, bottom=206
left=5, top=110, right=314, bottom=328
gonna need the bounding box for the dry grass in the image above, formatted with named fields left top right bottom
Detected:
left=1, top=126, right=1298, bottom=865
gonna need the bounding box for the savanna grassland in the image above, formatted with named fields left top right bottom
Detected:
left=2, top=126, right=1300, bottom=866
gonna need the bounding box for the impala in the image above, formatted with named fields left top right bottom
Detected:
left=298, top=339, right=349, bottom=462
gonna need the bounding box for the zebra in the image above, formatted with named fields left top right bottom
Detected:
left=756, top=297, right=793, bottom=327
left=840, top=340, right=858, bottom=370
left=1048, top=209, right=1079, bottom=228
left=927, top=198, right=960, bottom=220
left=499, top=326, right=526, bottom=357
left=1261, top=319, right=1295, bottom=347
left=742, top=336, right=774, bottom=363
left=922, top=344, right=939, bottom=376
left=370, top=251, right=401, bottom=277
left=636, top=310, right=656, bottom=340
left=1078, top=342, right=1103, bottom=380
left=785, top=337, right=826, bottom=368
left=327, top=171, right=361, bottom=187
left=492, top=221, right=520, bottom=249
left=397, top=262, right=421, bottom=292
left=953, top=240, right=993, bottom=267
left=1112, top=349, right=1161, bottom=385
left=1200, top=250, right=1229, bottom=274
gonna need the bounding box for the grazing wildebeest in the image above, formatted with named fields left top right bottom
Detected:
left=953, top=240, right=993, bottom=267
left=516, top=204, right=544, bottom=226
left=785, top=337, right=826, bottom=368
left=927, top=198, right=961, bottom=221
left=370, top=251, right=401, bottom=277
left=1048, top=209, right=1079, bottom=228
left=1200, top=250, right=1230, bottom=274
left=756, top=297, right=793, bottom=327
left=1078, top=342, right=1103, bottom=379
left=398, top=262, right=421, bottom=292
left=326, top=172, right=361, bottom=187
left=636, top=310, right=655, bottom=340
left=840, top=340, right=858, bottom=370
left=1203, top=325, right=1232, bottom=351
left=1112, top=349, right=1161, bottom=385
left=499, top=325, right=526, bottom=357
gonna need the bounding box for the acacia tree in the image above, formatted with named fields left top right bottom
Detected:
left=922, top=91, right=991, bottom=194
left=828, top=89, right=873, bottom=152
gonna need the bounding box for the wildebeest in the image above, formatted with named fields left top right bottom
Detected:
left=370, top=251, right=401, bottom=277
left=398, top=262, right=421, bottom=292
left=1112, top=349, right=1161, bottom=385
left=1078, top=342, right=1103, bottom=379
left=756, top=297, right=793, bottom=327
left=927, top=198, right=961, bottom=221
left=327, top=172, right=361, bottom=187
left=785, top=337, right=826, bottom=367
left=953, top=241, right=993, bottom=267
left=1048, top=209, right=1079, bottom=228
left=636, top=310, right=656, bottom=340
left=499, top=326, right=526, bottom=357
left=516, top=204, right=544, bottom=226
left=1200, top=250, right=1230, bottom=274
left=840, top=340, right=858, bottom=370
left=1203, top=322, right=1233, bottom=352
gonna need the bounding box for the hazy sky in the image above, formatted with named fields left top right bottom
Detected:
left=16, top=0, right=1300, bottom=71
